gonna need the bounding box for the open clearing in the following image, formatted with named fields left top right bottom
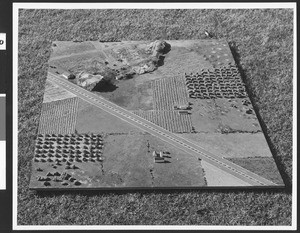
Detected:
left=94, top=78, right=154, bottom=110
left=181, top=132, right=273, bottom=158
left=75, top=98, right=141, bottom=134
left=101, top=132, right=207, bottom=188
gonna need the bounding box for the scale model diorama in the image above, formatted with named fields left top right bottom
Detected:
left=29, top=39, right=284, bottom=190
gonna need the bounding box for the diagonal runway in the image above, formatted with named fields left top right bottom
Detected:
left=48, top=72, right=277, bottom=186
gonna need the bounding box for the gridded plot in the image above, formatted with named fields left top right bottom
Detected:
left=152, top=76, right=189, bottom=110
left=30, top=133, right=104, bottom=189
left=184, top=64, right=248, bottom=99
left=38, top=97, right=79, bottom=134
left=133, top=110, right=193, bottom=133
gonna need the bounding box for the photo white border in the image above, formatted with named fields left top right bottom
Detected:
left=13, top=2, right=297, bottom=231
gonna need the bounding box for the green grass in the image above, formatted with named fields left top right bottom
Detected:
left=18, top=9, right=293, bottom=225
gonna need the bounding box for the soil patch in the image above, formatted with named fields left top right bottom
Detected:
left=75, top=98, right=142, bottom=134
left=94, top=78, right=153, bottom=110
left=102, top=132, right=207, bottom=188
left=51, top=41, right=97, bottom=58
left=226, top=157, right=284, bottom=185
left=180, top=132, right=273, bottom=159
left=190, top=98, right=261, bottom=133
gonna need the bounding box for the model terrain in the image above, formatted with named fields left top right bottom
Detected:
left=29, top=39, right=284, bottom=190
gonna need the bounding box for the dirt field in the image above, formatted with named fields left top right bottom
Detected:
left=75, top=98, right=142, bottom=134
left=101, top=132, right=207, bottom=188
left=226, top=157, right=284, bottom=185
left=49, top=50, right=108, bottom=75
left=50, top=41, right=97, bottom=58
left=201, top=161, right=251, bottom=186
left=190, top=98, right=261, bottom=133
left=180, top=132, right=273, bottom=159
left=94, top=78, right=154, bottom=110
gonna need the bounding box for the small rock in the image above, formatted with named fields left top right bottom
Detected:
left=69, top=177, right=76, bottom=182
left=245, top=109, right=253, bottom=114
left=53, top=172, right=61, bottom=176
left=74, top=181, right=81, bottom=186
left=242, top=99, right=251, bottom=106
left=68, top=73, right=76, bottom=80
left=44, top=181, right=51, bottom=186
left=76, top=72, right=104, bottom=91
left=146, top=40, right=171, bottom=57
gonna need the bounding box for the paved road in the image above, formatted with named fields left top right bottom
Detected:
left=48, top=72, right=277, bottom=187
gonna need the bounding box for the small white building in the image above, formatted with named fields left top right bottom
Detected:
left=60, top=71, right=70, bottom=79
left=153, top=151, right=165, bottom=163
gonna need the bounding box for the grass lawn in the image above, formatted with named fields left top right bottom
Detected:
left=18, top=9, right=293, bottom=225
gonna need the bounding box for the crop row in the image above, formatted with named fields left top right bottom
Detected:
left=38, top=97, right=79, bottom=134
left=152, top=76, right=189, bottom=110
left=133, top=110, right=193, bottom=133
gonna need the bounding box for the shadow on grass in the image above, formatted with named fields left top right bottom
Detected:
left=228, top=41, right=292, bottom=191
left=32, top=185, right=289, bottom=198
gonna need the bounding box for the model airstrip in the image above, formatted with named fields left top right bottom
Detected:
left=29, top=39, right=284, bottom=190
